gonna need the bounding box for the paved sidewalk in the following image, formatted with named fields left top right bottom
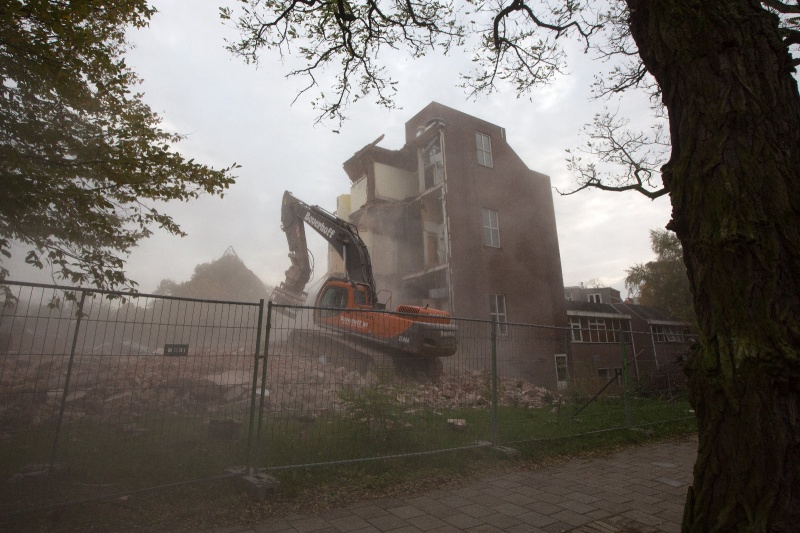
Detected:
left=206, top=436, right=697, bottom=533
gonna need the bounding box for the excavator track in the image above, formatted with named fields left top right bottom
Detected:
left=287, top=329, right=440, bottom=382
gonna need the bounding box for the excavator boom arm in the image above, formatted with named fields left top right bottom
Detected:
left=271, top=190, right=378, bottom=306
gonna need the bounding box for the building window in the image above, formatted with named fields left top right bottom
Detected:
left=587, top=318, right=608, bottom=342
left=651, top=324, right=687, bottom=343
left=482, top=208, right=500, bottom=248
left=588, top=293, right=602, bottom=303
left=489, top=294, right=508, bottom=335
left=476, top=132, right=493, bottom=168
left=423, top=135, right=444, bottom=190
left=569, top=317, right=583, bottom=342
left=570, top=317, right=621, bottom=343
left=555, top=354, right=568, bottom=390
left=598, top=367, right=623, bottom=385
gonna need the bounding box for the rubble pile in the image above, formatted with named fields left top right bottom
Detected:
left=384, top=370, right=556, bottom=410
left=0, top=356, right=554, bottom=429
left=0, top=352, right=377, bottom=427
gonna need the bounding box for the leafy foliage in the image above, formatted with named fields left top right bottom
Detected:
left=0, top=1, right=237, bottom=290
left=625, top=229, right=694, bottom=323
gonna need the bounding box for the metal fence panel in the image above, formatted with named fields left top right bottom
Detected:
left=1, top=282, right=693, bottom=516
left=0, top=282, right=263, bottom=515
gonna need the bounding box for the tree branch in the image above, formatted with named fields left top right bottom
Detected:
left=557, top=175, right=668, bottom=199
left=762, top=0, right=800, bottom=15
left=561, top=109, right=670, bottom=200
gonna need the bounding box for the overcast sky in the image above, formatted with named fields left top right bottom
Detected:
left=13, top=0, right=673, bottom=297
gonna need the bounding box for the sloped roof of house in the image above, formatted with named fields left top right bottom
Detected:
left=613, top=303, right=684, bottom=323
left=565, top=300, right=624, bottom=316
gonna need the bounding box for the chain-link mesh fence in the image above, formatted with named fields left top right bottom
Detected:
left=0, top=282, right=265, bottom=516
left=1, top=281, right=693, bottom=516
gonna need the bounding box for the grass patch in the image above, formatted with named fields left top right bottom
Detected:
left=0, top=388, right=696, bottom=532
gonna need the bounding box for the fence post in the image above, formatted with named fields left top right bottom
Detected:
left=565, top=327, right=573, bottom=433
left=245, top=299, right=265, bottom=474
left=620, top=328, right=633, bottom=428
left=490, top=320, right=499, bottom=446
left=664, top=356, right=676, bottom=418
left=48, top=290, right=87, bottom=495
left=253, top=300, right=273, bottom=474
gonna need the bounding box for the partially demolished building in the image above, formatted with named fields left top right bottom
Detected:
left=332, top=102, right=568, bottom=384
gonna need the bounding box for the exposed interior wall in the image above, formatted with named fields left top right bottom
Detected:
left=374, top=163, right=416, bottom=200
left=361, top=230, right=398, bottom=277
left=350, top=176, right=367, bottom=211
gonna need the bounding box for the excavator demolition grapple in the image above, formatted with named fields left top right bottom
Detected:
left=270, top=191, right=457, bottom=379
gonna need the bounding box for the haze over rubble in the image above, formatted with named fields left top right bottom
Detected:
left=154, top=247, right=271, bottom=302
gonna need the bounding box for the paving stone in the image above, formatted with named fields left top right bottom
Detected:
left=565, top=491, right=601, bottom=504
left=288, top=517, right=334, bottom=533
left=651, top=462, right=678, bottom=468
left=481, top=512, right=524, bottom=529
left=458, top=503, right=495, bottom=518
left=375, top=497, right=408, bottom=508
left=406, top=501, right=460, bottom=517
left=557, top=499, right=598, bottom=514
left=626, top=490, right=664, bottom=504
left=622, top=509, right=667, bottom=527
left=552, top=508, right=591, bottom=527
left=656, top=477, right=686, bottom=488
left=506, top=524, right=549, bottom=533
left=406, top=514, right=449, bottom=530
left=349, top=504, right=391, bottom=519
left=541, top=520, right=574, bottom=533
left=367, top=513, right=411, bottom=531
left=585, top=508, right=613, bottom=521
left=531, top=491, right=569, bottom=505
left=383, top=527, right=424, bottom=533
left=492, top=502, right=530, bottom=517
left=451, top=486, right=485, bottom=498
left=593, top=490, right=636, bottom=504
left=437, top=495, right=474, bottom=508
left=516, top=510, right=558, bottom=528
left=504, top=492, right=540, bottom=506
left=329, top=515, right=372, bottom=531
left=427, top=525, right=464, bottom=533
left=442, top=512, right=487, bottom=529
left=252, top=518, right=293, bottom=532
left=319, top=508, right=355, bottom=520
left=469, top=493, right=509, bottom=507
left=386, top=505, right=426, bottom=519
left=522, top=500, right=564, bottom=515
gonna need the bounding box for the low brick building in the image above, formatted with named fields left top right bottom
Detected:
left=564, top=290, right=693, bottom=394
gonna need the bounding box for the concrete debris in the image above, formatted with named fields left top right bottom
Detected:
left=447, top=418, right=467, bottom=429
left=382, top=370, right=555, bottom=410
left=0, top=355, right=556, bottom=429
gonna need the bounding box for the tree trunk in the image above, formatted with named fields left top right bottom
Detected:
left=626, top=0, right=800, bottom=531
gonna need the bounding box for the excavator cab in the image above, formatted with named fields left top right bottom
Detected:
left=317, top=283, right=349, bottom=311
left=313, top=276, right=456, bottom=359
left=314, top=278, right=373, bottom=320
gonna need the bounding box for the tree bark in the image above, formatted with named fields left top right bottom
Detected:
left=626, top=0, right=800, bottom=531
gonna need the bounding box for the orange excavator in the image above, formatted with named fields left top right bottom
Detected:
left=270, top=191, right=457, bottom=377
